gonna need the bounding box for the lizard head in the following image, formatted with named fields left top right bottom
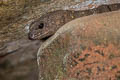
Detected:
left=28, top=10, right=68, bottom=40
left=28, top=15, right=55, bottom=40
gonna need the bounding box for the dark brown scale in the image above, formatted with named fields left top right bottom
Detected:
left=28, top=3, right=120, bottom=40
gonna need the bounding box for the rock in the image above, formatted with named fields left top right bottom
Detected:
left=37, top=10, right=120, bottom=80
left=0, top=39, right=41, bottom=80
left=0, top=0, right=120, bottom=80
left=0, top=0, right=51, bottom=28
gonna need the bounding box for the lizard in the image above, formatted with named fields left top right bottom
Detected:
left=28, top=3, right=120, bottom=40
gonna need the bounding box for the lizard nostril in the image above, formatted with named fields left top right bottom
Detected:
left=38, top=23, right=44, bottom=29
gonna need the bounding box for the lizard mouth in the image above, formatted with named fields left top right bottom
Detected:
left=28, top=32, right=36, bottom=40
left=28, top=30, right=53, bottom=40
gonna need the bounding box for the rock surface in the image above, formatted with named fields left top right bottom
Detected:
left=37, top=10, right=120, bottom=80
left=0, top=0, right=120, bottom=43
left=0, top=0, right=120, bottom=80
left=0, top=39, right=41, bottom=80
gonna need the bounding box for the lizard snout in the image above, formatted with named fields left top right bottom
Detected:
left=28, top=32, right=36, bottom=40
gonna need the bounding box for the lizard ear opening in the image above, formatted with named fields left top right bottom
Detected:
left=38, top=23, right=44, bottom=29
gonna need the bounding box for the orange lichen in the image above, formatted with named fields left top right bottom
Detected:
left=66, top=43, right=120, bottom=80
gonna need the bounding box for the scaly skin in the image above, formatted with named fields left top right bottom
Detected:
left=28, top=3, right=120, bottom=40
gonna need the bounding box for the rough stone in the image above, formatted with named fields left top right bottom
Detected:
left=37, top=10, right=120, bottom=80
left=0, top=39, right=41, bottom=80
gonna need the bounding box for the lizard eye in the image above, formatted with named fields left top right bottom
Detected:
left=38, top=23, right=44, bottom=29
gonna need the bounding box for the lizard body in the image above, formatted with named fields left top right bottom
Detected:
left=28, top=3, right=120, bottom=40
